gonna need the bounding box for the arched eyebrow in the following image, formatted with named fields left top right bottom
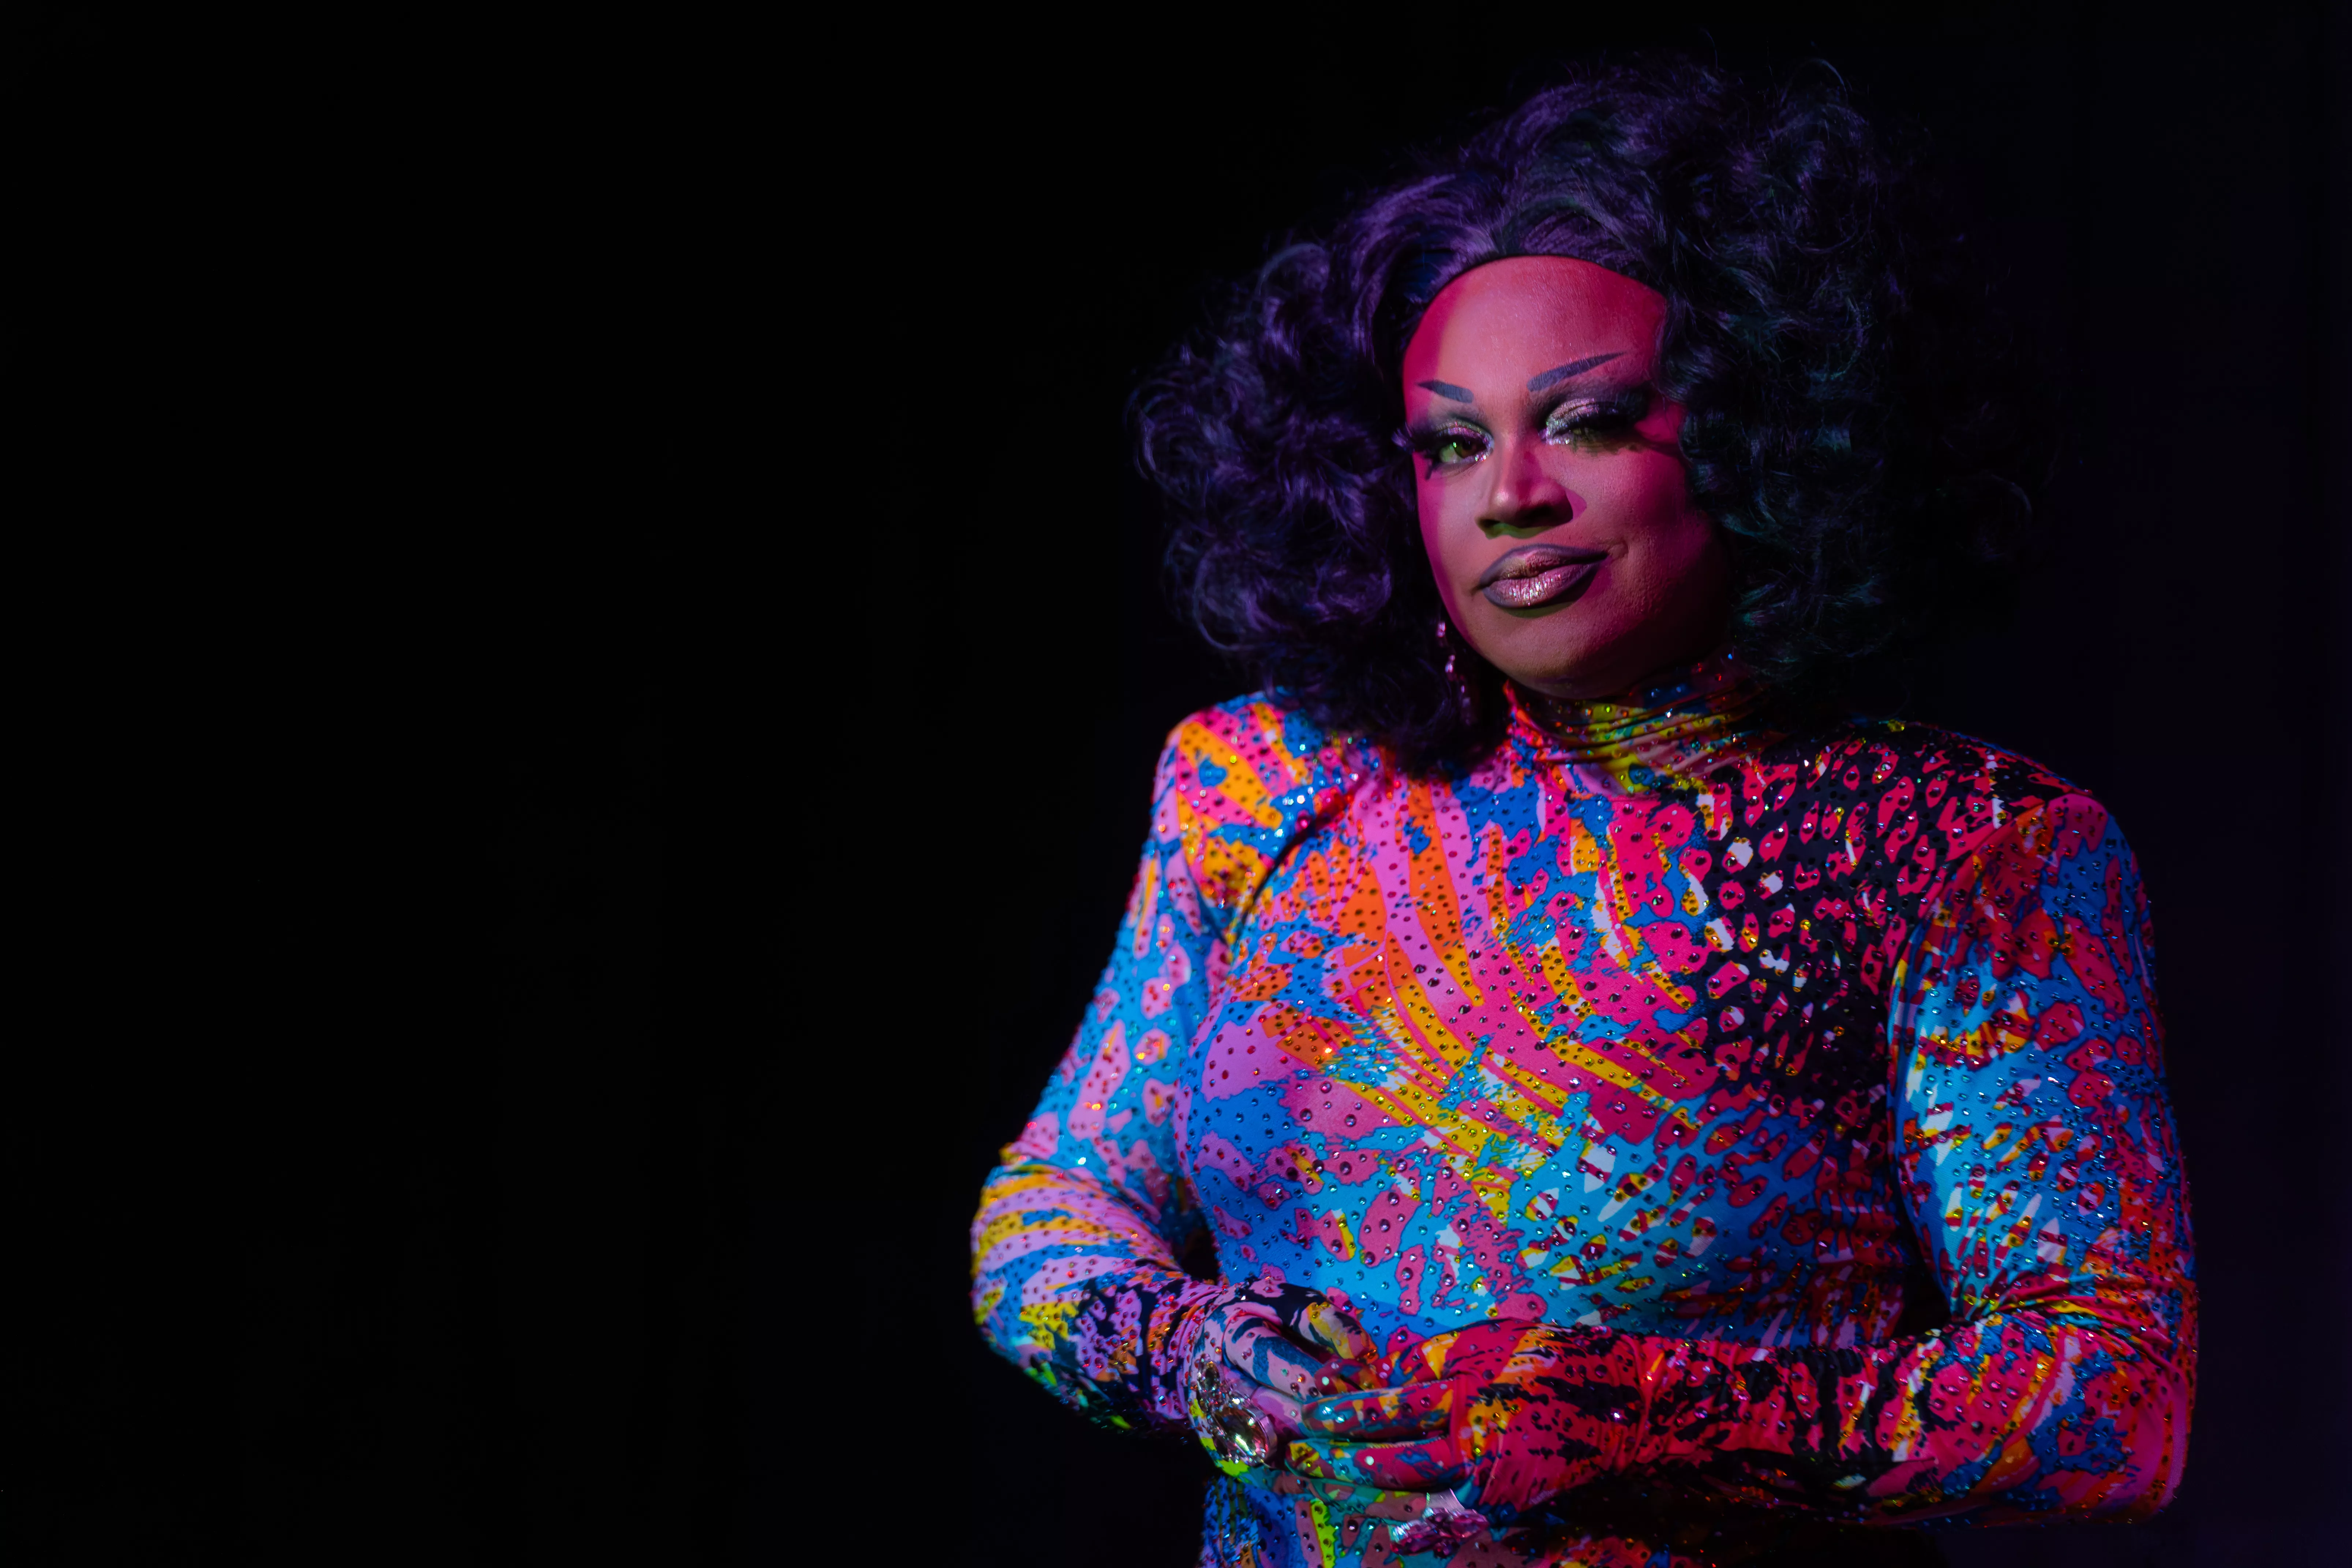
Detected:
left=1415, top=378, right=1476, bottom=403
left=1527, top=352, right=1625, bottom=393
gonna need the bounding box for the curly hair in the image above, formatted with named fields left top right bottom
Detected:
left=1134, top=56, right=2049, bottom=767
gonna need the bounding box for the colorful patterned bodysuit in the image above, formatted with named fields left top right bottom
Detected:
left=972, top=654, right=2194, bottom=1566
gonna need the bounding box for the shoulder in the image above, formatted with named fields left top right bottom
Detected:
left=1854, top=717, right=2116, bottom=842
left=1149, top=694, right=1383, bottom=917
left=1861, top=727, right=2163, bottom=1037
left=1824, top=717, right=2080, bottom=813
left=1822, top=718, right=2142, bottom=910
left=1153, top=692, right=1381, bottom=808
left=1742, top=712, right=2134, bottom=902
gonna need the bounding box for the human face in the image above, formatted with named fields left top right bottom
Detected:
left=1402, top=256, right=1729, bottom=701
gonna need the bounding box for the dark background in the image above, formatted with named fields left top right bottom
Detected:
left=12, top=4, right=2347, bottom=1564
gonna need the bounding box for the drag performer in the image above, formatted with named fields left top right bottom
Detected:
left=973, top=60, right=2193, bottom=1567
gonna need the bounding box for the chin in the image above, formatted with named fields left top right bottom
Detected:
left=1476, top=626, right=1615, bottom=695
left=1495, top=657, right=1615, bottom=700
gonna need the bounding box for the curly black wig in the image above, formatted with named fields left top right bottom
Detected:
left=1134, top=56, right=2048, bottom=767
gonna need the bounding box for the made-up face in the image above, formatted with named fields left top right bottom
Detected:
left=1402, top=255, right=1730, bottom=701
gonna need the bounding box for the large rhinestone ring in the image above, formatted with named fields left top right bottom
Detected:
left=1186, top=1352, right=1277, bottom=1468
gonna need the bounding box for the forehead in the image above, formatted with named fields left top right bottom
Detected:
left=1402, top=256, right=1665, bottom=383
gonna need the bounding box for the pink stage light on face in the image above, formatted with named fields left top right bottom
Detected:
left=1402, top=256, right=1731, bottom=701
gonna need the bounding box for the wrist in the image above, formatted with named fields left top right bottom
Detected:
left=1155, top=1276, right=1240, bottom=1426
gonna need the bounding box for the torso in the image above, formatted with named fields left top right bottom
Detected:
left=1153, top=667, right=2067, bottom=1353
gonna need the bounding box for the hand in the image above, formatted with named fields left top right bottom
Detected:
left=1181, top=1278, right=1375, bottom=1469
left=1288, top=1320, right=1645, bottom=1528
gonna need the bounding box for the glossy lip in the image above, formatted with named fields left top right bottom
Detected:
left=1475, top=542, right=1608, bottom=610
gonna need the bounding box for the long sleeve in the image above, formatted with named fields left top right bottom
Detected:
left=1571, top=793, right=2195, bottom=1523
left=971, top=706, right=1344, bottom=1431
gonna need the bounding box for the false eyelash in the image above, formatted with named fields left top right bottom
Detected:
left=1543, top=390, right=1650, bottom=435
left=1404, top=424, right=1491, bottom=469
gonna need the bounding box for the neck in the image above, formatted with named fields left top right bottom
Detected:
left=1508, top=646, right=1779, bottom=792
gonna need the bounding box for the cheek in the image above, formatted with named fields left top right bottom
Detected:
left=1638, top=506, right=1718, bottom=578
left=1416, top=476, right=1469, bottom=599
left=1618, top=465, right=1731, bottom=606
left=1415, top=467, right=1460, bottom=533
left=1606, top=450, right=1699, bottom=533
left=1596, top=458, right=1716, bottom=603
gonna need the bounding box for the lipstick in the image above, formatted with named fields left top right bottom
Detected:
left=1475, top=543, right=1608, bottom=610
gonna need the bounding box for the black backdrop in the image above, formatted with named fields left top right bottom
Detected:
left=14, top=5, right=2348, bottom=1564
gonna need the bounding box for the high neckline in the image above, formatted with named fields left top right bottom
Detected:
left=1505, top=646, right=1780, bottom=793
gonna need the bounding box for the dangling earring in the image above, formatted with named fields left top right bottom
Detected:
left=1436, top=616, right=1472, bottom=716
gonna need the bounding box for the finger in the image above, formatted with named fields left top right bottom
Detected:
left=1277, top=1472, right=1454, bottom=1518
left=1285, top=1433, right=1466, bottom=1492
left=1223, top=1319, right=1348, bottom=1402
left=1374, top=1327, right=1466, bottom=1386
left=1199, top=1349, right=1341, bottom=1452
left=1249, top=1384, right=1310, bottom=1440
left=1377, top=1321, right=1548, bottom=1386
left=1284, top=1474, right=1417, bottom=1512
left=1225, top=1282, right=1378, bottom=1370
left=1297, top=1381, right=1454, bottom=1436
left=1290, top=1296, right=1377, bottom=1362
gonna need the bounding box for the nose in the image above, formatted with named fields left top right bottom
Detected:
left=1480, top=434, right=1573, bottom=531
